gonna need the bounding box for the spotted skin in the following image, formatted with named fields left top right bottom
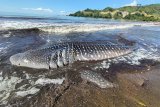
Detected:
left=80, top=70, right=116, bottom=88
left=10, top=41, right=135, bottom=69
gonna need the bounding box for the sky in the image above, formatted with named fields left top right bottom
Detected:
left=0, top=0, right=159, bottom=16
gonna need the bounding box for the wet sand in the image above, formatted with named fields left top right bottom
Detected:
left=6, top=61, right=160, bottom=107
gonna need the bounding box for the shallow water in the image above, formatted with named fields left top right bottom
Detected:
left=0, top=16, right=160, bottom=106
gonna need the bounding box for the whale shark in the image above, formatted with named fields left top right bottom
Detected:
left=10, top=41, right=135, bottom=69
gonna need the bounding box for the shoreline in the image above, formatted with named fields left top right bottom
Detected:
left=69, top=15, right=160, bottom=23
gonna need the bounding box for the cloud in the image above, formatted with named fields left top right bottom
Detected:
left=60, top=10, right=67, bottom=15
left=124, top=0, right=138, bottom=6
left=60, top=11, right=65, bottom=13
left=22, top=8, right=53, bottom=13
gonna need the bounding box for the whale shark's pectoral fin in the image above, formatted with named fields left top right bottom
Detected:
left=80, top=70, right=117, bottom=88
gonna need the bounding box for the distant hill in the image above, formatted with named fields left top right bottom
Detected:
left=69, top=4, right=160, bottom=21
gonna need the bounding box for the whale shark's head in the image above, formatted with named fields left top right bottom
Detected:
left=10, top=51, right=51, bottom=69
left=10, top=53, right=23, bottom=66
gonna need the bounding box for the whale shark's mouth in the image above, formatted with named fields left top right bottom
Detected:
left=10, top=53, right=23, bottom=66
left=10, top=51, right=50, bottom=69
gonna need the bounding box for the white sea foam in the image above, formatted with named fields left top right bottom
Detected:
left=15, top=77, right=65, bottom=98
left=0, top=71, right=65, bottom=104
left=12, top=77, right=65, bottom=98
left=0, top=21, right=52, bottom=30
left=35, top=78, right=65, bottom=85
left=16, top=87, right=40, bottom=97
left=0, top=76, right=22, bottom=103
left=94, top=61, right=110, bottom=72
left=40, top=23, right=159, bottom=33
left=39, top=24, right=134, bottom=33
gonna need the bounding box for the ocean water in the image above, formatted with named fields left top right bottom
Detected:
left=0, top=16, right=160, bottom=105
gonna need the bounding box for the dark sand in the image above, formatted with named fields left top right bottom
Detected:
left=7, top=61, right=160, bottom=107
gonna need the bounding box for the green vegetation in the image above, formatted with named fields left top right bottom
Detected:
left=113, top=12, right=123, bottom=19
left=69, top=4, right=160, bottom=22
left=103, top=7, right=114, bottom=12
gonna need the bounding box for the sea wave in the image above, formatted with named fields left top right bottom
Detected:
left=39, top=24, right=135, bottom=33
left=0, top=20, right=53, bottom=31
left=0, top=20, right=159, bottom=34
